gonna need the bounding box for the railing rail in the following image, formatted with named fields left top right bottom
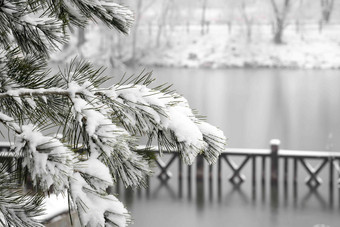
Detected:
left=1, top=140, right=340, bottom=191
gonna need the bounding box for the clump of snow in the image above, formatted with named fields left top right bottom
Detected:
left=198, top=121, right=226, bottom=164
left=270, top=139, right=281, bottom=146
left=68, top=82, right=150, bottom=187
left=24, top=97, right=37, bottom=109
left=111, top=84, right=226, bottom=164
left=37, top=194, right=69, bottom=222
left=75, top=157, right=113, bottom=191
left=69, top=172, right=129, bottom=227
left=21, top=14, right=54, bottom=26
left=14, top=124, right=73, bottom=194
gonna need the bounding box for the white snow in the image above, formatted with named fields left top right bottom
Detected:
left=0, top=112, right=14, bottom=122
left=69, top=172, right=128, bottom=227
left=25, top=97, right=37, bottom=109
left=54, top=23, right=340, bottom=69
left=75, top=157, right=113, bottom=185
left=37, top=194, right=69, bottom=222
left=270, top=139, right=281, bottom=146
left=21, top=14, right=51, bottom=26
left=112, top=84, right=226, bottom=164
left=14, top=124, right=73, bottom=194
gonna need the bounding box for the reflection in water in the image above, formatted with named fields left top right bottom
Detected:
left=301, top=188, right=327, bottom=209
left=225, top=185, right=250, bottom=205
left=152, top=181, right=177, bottom=199
left=196, top=180, right=204, bottom=212
left=114, top=167, right=340, bottom=227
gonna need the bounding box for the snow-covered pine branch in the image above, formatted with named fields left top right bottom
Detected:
left=0, top=70, right=226, bottom=166
left=14, top=124, right=73, bottom=194
left=0, top=68, right=226, bottom=226
left=0, top=0, right=133, bottom=56
left=101, top=82, right=226, bottom=164
left=70, top=158, right=130, bottom=226
left=0, top=0, right=65, bottom=56
left=0, top=160, right=44, bottom=227
left=0, top=0, right=226, bottom=226
left=0, top=191, right=44, bottom=227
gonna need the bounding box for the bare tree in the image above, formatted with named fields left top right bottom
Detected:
left=131, top=0, right=142, bottom=63
left=131, top=0, right=156, bottom=63
left=319, top=0, right=335, bottom=32
left=270, top=0, right=291, bottom=44
left=321, top=0, right=335, bottom=22
left=156, top=0, right=172, bottom=47
left=200, top=0, right=208, bottom=35
left=240, top=1, right=254, bottom=43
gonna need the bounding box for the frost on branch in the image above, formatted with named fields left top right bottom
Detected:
left=14, top=124, right=73, bottom=194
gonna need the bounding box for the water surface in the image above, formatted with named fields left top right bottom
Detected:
left=110, top=67, right=340, bottom=227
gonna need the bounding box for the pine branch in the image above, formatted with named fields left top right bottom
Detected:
left=0, top=0, right=226, bottom=225
left=0, top=158, right=44, bottom=227
left=14, top=124, right=74, bottom=194
left=69, top=172, right=130, bottom=227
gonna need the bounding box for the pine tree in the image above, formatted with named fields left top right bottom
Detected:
left=0, top=1, right=226, bottom=226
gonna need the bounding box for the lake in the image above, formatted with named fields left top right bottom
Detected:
left=109, top=67, right=340, bottom=227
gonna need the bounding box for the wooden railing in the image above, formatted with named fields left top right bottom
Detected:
left=137, top=140, right=340, bottom=188
left=136, top=139, right=340, bottom=207
left=1, top=140, right=340, bottom=194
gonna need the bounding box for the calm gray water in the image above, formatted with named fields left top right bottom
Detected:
left=110, top=67, right=340, bottom=227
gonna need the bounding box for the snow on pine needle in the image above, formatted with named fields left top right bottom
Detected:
left=69, top=172, right=129, bottom=227
left=0, top=1, right=225, bottom=226
left=100, top=75, right=226, bottom=164
left=66, top=80, right=151, bottom=188
left=14, top=124, right=73, bottom=194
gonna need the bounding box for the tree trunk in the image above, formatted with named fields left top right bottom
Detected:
left=270, top=0, right=290, bottom=44
left=227, top=21, right=232, bottom=34
left=274, top=29, right=283, bottom=44
left=131, top=0, right=142, bottom=63
left=321, top=0, right=335, bottom=24
left=200, top=0, right=207, bottom=36
left=273, top=20, right=284, bottom=44
left=241, top=1, right=253, bottom=43
left=156, top=0, right=171, bottom=47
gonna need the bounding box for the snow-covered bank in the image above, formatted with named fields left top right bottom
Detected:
left=139, top=25, right=340, bottom=69
left=52, top=24, right=340, bottom=69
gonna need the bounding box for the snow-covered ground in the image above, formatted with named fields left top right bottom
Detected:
left=139, top=24, right=340, bottom=69
left=52, top=23, right=340, bottom=69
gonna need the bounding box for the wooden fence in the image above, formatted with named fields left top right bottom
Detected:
left=136, top=139, right=340, bottom=206
left=1, top=139, right=340, bottom=196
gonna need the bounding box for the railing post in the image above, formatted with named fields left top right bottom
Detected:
left=329, top=157, right=334, bottom=207
left=270, top=139, right=280, bottom=207
left=196, top=155, right=204, bottom=207
left=217, top=155, right=222, bottom=200
left=178, top=154, right=183, bottom=198
left=270, top=139, right=280, bottom=187
left=196, top=154, right=204, bottom=182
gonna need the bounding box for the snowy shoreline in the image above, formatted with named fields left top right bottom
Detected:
left=52, top=24, right=340, bottom=70
left=138, top=25, right=340, bottom=70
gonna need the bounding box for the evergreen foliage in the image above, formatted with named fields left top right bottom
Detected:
left=0, top=0, right=226, bottom=226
